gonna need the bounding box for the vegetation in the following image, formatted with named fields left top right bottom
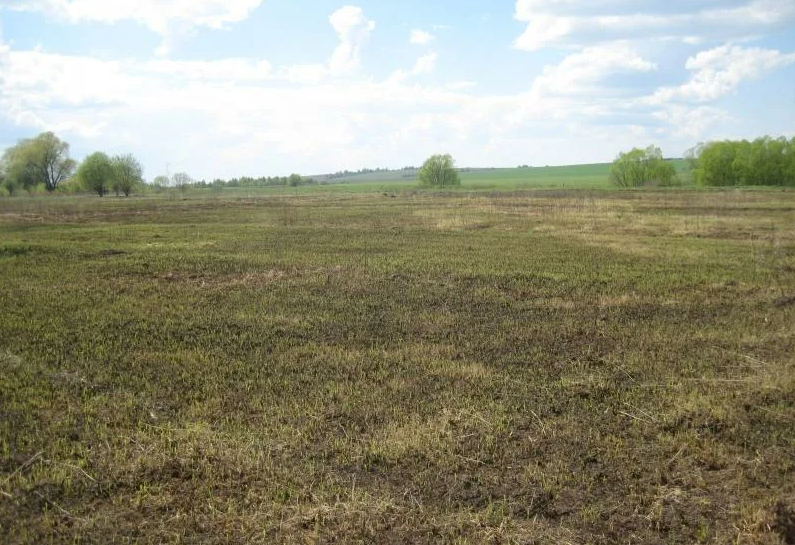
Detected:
left=1, top=190, right=793, bottom=543
left=77, top=152, right=114, bottom=197
left=111, top=154, right=144, bottom=197
left=0, top=132, right=76, bottom=193
left=610, top=145, right=677, bottom=187
left=689, top=136, right=795, bottom=187
left=419, top=154, right=461, bottom=187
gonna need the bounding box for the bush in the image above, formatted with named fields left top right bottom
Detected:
left=610, top=146, right=677, bottom=187
left=419, top=154, right=461, bottom=187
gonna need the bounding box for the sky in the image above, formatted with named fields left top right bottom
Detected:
left=0, top=0, right=794, bottom=180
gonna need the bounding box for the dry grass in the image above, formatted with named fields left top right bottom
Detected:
left=1, top=188, right=794, bottom=543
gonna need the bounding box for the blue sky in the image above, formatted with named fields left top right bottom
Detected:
left=0, top=0, right=794, bottom=180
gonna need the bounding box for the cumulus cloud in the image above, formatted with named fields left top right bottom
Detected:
left=328, top=5, right=375, bottom=75
left=513, top=0, right=795, bottom=50
left=409, top=29, right=435, bottom=45
left=5, top=0, right=266, bottom=56
left=530, top=43, right=656, bottom=96
left=1, top=2, right=791, bottom=176
left=648, top=44, right=795, bottom=104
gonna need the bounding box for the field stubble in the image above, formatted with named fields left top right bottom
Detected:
left=1, top=189, right=794, bottom=543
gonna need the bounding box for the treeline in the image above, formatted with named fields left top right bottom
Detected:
left=688, top=136, right=795, bottom=187
left=324, top=167, right=392, bottom=181
left=0, top=131, right=318, bottom=197
left=198, top=174, right=318, bottom=189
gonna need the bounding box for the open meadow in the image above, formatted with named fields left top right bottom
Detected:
left=1, top=188, right=794, bottom=544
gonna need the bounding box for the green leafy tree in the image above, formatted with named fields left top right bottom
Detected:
left=418, top=154, right=461, bottom=187
left=287, top=173, right=303, bottom=187
left=77, top=152, right=114, bottom=197
left=111, top=154, right=144, bottom=196
left=610, top=145, right=677, bottom=187
left=0, top=132, right=76, bottom=192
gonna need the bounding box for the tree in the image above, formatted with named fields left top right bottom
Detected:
left=610, top=145, right=676, bottom=187
left=172, top=172, right=193, bottom=188
left=1, top=132, right=76, bottom=192
left=152, top=175, right=170, bottom=187
left=111, top=154, right=144, bottom=196
left=0, top=167, right=14, bottom=196
left=787, top=137, right=795, bottom=187
left=287, top=173, right=302, bottom=187
left=418, top=154, right=461, bottom=187
left=77, top=152, right=114, bottom=196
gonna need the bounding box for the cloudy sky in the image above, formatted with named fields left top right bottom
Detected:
left=0, top=0, right=794, bottom=180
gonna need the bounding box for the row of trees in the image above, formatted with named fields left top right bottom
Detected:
left=687, top=136, right=795, bottom=187
left=77, top=153, right=144, bottom=197
left=1, top=132, right=145, bottom=196
left=195, top=174, right=316, bottom=189
left=610, top=136, right=795, bottom=188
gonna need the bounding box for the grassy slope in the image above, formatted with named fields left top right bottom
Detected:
left=1, top=189, right=794, bottom=543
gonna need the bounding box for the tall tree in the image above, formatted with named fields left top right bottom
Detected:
left=111, top=154, right=144, bottom=197
left=2, top=140, right=40, bottom=192
left=77, top=152, right=114, bottom=197
left=35, top=132, right=77, bottom=191
left=172, top=172, right=193, bottom=188
left=2, top=132, right=76, bottom=192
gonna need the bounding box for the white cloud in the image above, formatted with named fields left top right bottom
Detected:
left=6, top=0, right=264, bottom=32
left=409, top=29, right=435, bottom=45
left=0, top=44, right=506, bottom=175
left=145, top=58, right=272, bottom=81
left=648, top=44, right=795, bottom=104
left=513, top=0, right=795, bottom=50
left=6, top=0, right=266, bottom=56
left=328, top=5, right=375, bottom=75
left=277, top=63, right=328, bottom=84
left=412, top=52, right=438, bottom=76
left=272, top=6, right=375, bottom=82
left=0, top=3, right=791, bottom=177
left=531, top=43, right=656, bottom=96
left=653, top=105, right=731, bottom=139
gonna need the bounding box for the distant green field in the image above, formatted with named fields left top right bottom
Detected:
left=309, top=160, right=691, bottom=192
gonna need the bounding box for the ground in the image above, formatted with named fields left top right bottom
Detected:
left=1, top=188, right=794, bottom=544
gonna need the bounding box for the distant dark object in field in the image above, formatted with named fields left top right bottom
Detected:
left=97, top=249, right=127, bottom=258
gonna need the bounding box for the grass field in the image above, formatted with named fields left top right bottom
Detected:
left=307, top=161, right=691, bottom=192
left=1, top=188, right=794, bottom=543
